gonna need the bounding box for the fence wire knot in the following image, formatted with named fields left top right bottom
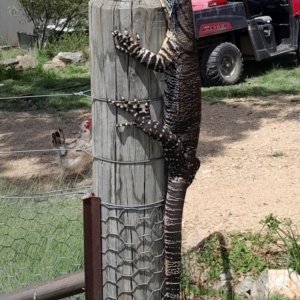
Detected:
left=73, top=91, right=84, bottom=96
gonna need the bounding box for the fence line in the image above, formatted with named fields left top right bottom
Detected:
left=0, top=144, right=163, bottom=165
left=0, top=186, right=92, bottom=199
left=0, top=85, right=91, bottom=298
left=0, top=89, right=91, bottom=101
left=0, top=185, right=87, bottom=298
left=0, top=148, right=86, bottom=155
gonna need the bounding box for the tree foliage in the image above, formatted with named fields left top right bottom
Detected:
left=18, top=0, right=89, bottom=48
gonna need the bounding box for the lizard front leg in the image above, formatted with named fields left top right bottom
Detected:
left=109, top=97, right=186, bottom=168
left=112, top=29, right=176, bottom=72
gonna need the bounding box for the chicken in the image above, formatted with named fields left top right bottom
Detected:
left=52, top=118, right=92, bottom=175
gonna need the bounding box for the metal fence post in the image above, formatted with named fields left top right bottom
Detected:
left=83, top=195, right=103, bottom=300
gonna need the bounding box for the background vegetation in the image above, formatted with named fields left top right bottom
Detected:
left=1, top=25, right=300, bottom=300
left=1, top=41, right=300, bottom=113
left=0, top=33, right=90, bottom=113
left=17, top=0, right=89, bottom=48
left=203, top=53, right=300, bottom=104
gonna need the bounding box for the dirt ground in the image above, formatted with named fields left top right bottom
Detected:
left=183, top=95, right=300, bottom=249
left=1, top=95, right=300, bottom=249
left=0, top=109, right=91, bottom=184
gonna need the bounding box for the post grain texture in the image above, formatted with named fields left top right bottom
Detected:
left=89, top=0, right=167, bottom=298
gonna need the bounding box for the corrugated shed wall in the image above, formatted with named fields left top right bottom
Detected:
left=0, top=0, right=33, bottom=46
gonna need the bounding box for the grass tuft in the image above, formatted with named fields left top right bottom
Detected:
left=271, top=151, right=284, bottom=158
left=181, top=222, right=295, bottom=299
left=261, top=214, right=300, bottom=274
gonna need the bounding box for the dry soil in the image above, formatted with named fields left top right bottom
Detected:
left=1, top=96, right=300, bottom=250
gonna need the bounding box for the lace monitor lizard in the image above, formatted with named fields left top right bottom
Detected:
left=109, top=0, right=201, bottom=297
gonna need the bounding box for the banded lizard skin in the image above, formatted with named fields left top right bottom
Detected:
left=109, top=0, right=201, bottom=298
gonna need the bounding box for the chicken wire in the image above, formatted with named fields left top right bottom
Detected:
left=0, top=187, right=88, bottom=299
left=101, top=201, right=165, bottom=300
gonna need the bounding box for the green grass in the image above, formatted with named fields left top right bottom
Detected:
left=181, top=228, right=293, bottom=299
left=202, top=53, right=300, bottom=104
left=2, top=42, right=300, bottom=112
left=261, top=214, right=300, bottom=274
left=0, top=63, right=90, bottom=113
left=0, top=33, right=90, bottom=113
left=41, top=32, right=89, bottom=60
left=0, top=178, right=84, bottom=298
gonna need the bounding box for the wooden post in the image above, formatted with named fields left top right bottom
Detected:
left=89, top=0, right=167, bottom=298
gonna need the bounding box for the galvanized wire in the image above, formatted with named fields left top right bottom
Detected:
left=0, top=148, right=85, bottom=155
left=0, top=185, right=88, bottom=299
left=101, top=201, right=166, bottom=300
left=0, top=89, right=91, bottom=101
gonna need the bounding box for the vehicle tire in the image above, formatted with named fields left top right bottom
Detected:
left=201, top=42, right=243, bottom=86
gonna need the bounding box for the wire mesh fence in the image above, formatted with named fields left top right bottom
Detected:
left=0, top=90, right=91, bottom=298
left=101, top=201, right=165, bottom=300
left=0, top=185, right=88, bottom=299
left=0, top=101, right=167, bottom=299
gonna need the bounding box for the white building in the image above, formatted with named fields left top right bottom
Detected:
left=0, top=0, right=33, bottom=46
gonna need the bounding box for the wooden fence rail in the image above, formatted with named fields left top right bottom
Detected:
left=0, top=195, right=103, bottom=300
left=0, top=270, right=85, bottom=300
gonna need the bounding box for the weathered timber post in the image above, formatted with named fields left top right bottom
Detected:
left=89, top=0, right=167, bottom=299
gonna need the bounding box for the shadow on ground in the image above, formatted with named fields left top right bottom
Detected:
left=197, top=95, right=300, bottom=160
left=0, top=109, right=91, bottom=189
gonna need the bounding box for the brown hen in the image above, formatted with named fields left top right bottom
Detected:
left=52, top=118, right=92, bottom=175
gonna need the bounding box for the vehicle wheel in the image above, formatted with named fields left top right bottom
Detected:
left=201, top=42, right=243, bottom=86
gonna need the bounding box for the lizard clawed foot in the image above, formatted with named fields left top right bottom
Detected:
left=112, top=29, right=141, bottom=54
left=108, top=97, right=151, bottom=128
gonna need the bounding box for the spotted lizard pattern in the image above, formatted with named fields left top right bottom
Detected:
left=109, top=0, right=201, bottom=298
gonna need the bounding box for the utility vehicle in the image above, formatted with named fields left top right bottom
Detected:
left=192, top=0, right=300, bottom=86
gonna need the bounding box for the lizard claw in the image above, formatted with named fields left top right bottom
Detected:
left=112, top=28, right=141, bottom=53
left=116, top=122, right=137, bottom=128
